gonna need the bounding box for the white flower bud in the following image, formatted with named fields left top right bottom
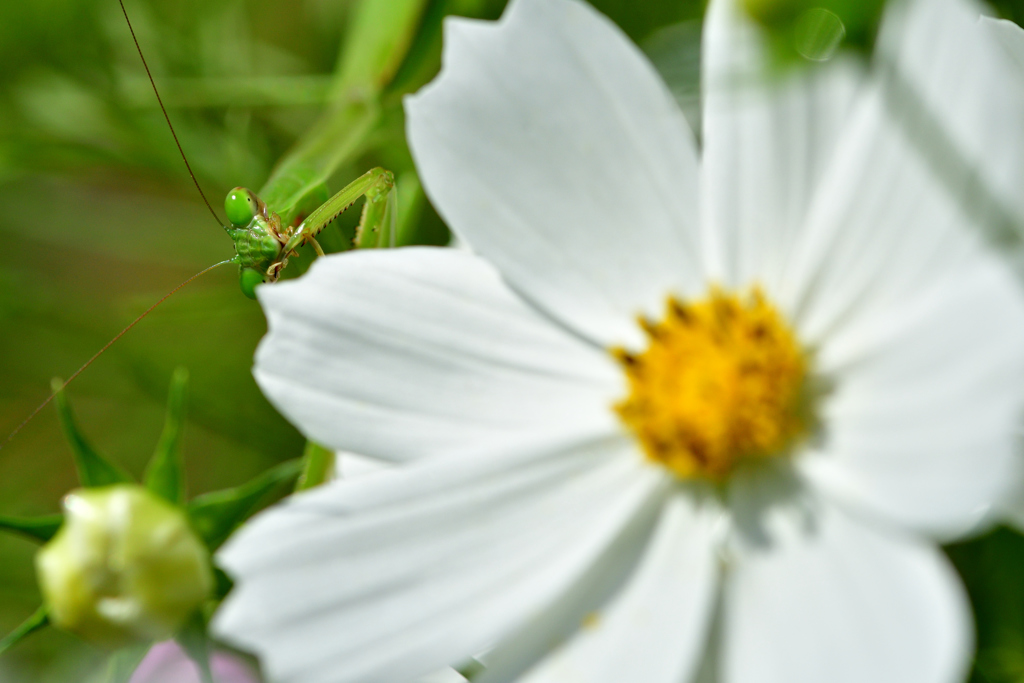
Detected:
left=36, top=484, right=213, bottom=647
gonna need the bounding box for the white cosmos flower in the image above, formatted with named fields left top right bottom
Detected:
left=213, top=0, right=1024, bottom=682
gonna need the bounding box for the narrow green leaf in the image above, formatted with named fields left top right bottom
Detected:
left=0, top=605, right=48, bottom=656
left=187, top=459, right=303, bottom=551
left=175, top=612, right=213, bottom=683
left=99, top=642, right=152, bottom=683
left=333, top=0, right=431, bottom=95
left=295, top=441, right=336, bottom=492
left=259, top=102, right=379, bottom=224
left=258, top=0, right=426, bottom=222
left=121, top=74, right=335, bottom=108
left=145, top=367, right=189, bottom=506
left=52, top=380, right=133, bottom=488
left=0, top=513, right=62, bottom=543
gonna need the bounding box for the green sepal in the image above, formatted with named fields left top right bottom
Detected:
left=187, top=459, right=303, bottom=551
left=175, top=611, right=213, bottom=683
left=0, top=605, right=48, bottom=656
left=144, top=367, right=189, bottom=506
left=52, top=380, right=133, bottom=488
left=97, top=642, right=152, bottom=683
left=295, top=441, right=335, bottom=492
left=0, top=513, right=63, bottom=543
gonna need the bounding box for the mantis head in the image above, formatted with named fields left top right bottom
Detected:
left=224, top=188, right=287, bottom=299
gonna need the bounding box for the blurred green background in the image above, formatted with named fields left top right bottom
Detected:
left=2, top=0, right=1024, bottom=680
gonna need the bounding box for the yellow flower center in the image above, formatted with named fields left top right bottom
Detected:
left=613, top=287, right=808, bottom=482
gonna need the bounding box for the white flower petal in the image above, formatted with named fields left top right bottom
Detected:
left=419, top=670, right=469, bottom=683
left=780, top=0, right=1024, bottom=360
left=987, top=16, right=1024, bottom=73
left=878, top=0, right=1024, bottom=234
left=214, top=439, right=666, bottom=683
left=723, top=471, right=971, bottom=683
left=336, top=452, right=391, bottom=479
left=511, top=492, right=720, bottom=683
left=800, top=259, right=1024, bottom=538
left=405, top=0, right=703, bottom=348
left=701, top=0, right=863, bottom=288
left=254, top=247, right=621, bottom=461
left=772, top=8, right=1024, bottom=538
left=777, top=83, right=1024, bottom=537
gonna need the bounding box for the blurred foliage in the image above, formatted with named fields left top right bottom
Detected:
left=950, top=529, right=1024, bottom=683
left=993, top=0, right=1024, bottom=25
left=4, top=0, right=1024, bottom=680
left=742, top=0, right=1024, bottom=67
left=743, top=0, right=887, bottom=58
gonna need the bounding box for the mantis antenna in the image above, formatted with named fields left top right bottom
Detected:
left=0, top=260, right=233, bottom=452
left=117, top=0, right=223, bottom=228
left=1, top=3, right=239, bottom=451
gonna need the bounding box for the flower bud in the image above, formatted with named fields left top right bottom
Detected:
left=36, top=484, right=213, bottom=648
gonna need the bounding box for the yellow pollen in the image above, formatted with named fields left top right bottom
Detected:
left=613, top=287, right=808, bottom=482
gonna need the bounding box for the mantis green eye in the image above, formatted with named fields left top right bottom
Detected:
left=225, top=187, right=259, bottom=227
left=239, top=267, right=264, bottom=300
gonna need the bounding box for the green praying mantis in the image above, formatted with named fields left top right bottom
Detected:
left=118, top=0, right=405, bottom=300
left=224, top=166, right=396, bottom=299
left=0, top=0, right=434, bottom=451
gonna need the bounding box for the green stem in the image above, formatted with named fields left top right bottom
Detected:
left=176, top=611, right=214, bottom=683
left=295, top=442, right=336, bottom=492
left=0, top=605, right=48, bottom=656
left=101, top=642, right=152, bottom=683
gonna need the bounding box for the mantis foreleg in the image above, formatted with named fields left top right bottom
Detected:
left=284, top=167, right=395, bottom=253
left=354, top=170, right=398, bottom=249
